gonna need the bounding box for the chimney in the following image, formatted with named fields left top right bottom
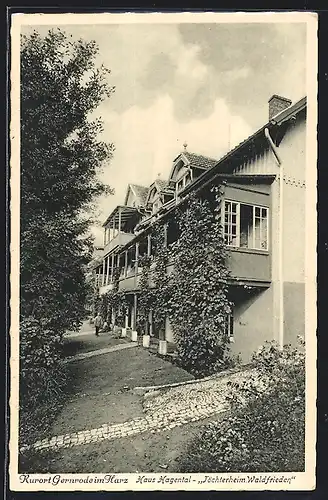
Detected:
left=268, top=95, right=292, bottom=120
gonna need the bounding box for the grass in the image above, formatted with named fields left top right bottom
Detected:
left=62, top=332, right=128, bottom=357
left=19, top=340, right=195, bottom=473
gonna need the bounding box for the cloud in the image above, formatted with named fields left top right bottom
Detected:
left=90, top=93, right=252, bottom=244
left=22, top=20, right=307, bottom=246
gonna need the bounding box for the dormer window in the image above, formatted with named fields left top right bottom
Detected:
left=176, top=169, right=193, bottom=194
left=152, top=198, right=162, bottom=214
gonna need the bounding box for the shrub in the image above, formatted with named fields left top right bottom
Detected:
left=19, top=317, right=68, bottom=445
left=177, top=339, right=305, bottom=472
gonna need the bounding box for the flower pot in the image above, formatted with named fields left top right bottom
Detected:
left=142, top=334, right=150, bottom=348
left=131, top=330, right=138, bottom=342
left=121, top=327, right=127, bottom=338
left=158, top=340, right=167, bottom=355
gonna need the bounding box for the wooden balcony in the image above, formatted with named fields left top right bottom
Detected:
left=104, top=232, right=135, bottom=255
left=116, top=248, right=270, bottom=292
left=227, top=248, right=271, bottom=285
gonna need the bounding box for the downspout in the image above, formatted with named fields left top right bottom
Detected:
left=264, top=128, right=284, bottom=350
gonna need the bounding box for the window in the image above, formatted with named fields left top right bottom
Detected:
left=176, top=170, right=193, bottom=194
left=152, top=198, right=162, bottom=214
left=224, top=200, right=268, bottom=250
left=176, top=179, right=184, bottom=193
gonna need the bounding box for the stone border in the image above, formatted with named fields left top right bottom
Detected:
left=133, top=364, right=253, bottom=393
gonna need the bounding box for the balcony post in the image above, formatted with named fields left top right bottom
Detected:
left=134, top=242, right=139, bottom=285
left=102, top=258, right=106, bottom=286
left=125, top=307, right=129, bottom=328
left=124, top=250, right=128, bottom=278
left=132, top=293, right=137, bottom=331
left=111, top=307, right=116, bottom=327
left=163, top=222, right=168, bottom=248
left=109, top=221, right=113, bottom=243
left=149, top=309, right=153, bottom=336
left=106, top=255, right=110, bottom=285
left=118, top=207, right=122, bottom=233
left=147, top=233, right=151, bottom=257
left=110, top=253, right=115, bottom=283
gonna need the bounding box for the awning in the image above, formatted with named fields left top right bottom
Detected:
left=103, top=205, right=139, bottom=228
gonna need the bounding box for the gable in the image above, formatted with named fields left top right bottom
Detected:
left=124, top=184, right=149, bottom=207
left=125, top=186, right=138, bottom=207
left=169, top=157, right=188, bottom=183
left=175, top=165, right=189, bottom=181
left=147, top=185, right=159, bottom=204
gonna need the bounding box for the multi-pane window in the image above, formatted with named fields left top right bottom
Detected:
left=224, top=201, right=239, bottom=246
left=224, top=200, right=268, bottom=250
left=152, top=198, right=161, bottom=214
left=176, top=170, right=193, bottom=194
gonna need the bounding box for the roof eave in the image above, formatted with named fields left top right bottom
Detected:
left=102, top=205, right=139, bottom=227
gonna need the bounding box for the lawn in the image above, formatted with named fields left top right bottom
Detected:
left=62, top=331, right=128, bottom=358
left=52, top=347, right=193, bottom=435
left=20, top=344, right=196, bottom=473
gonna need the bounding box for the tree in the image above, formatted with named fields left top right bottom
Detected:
left=19, top=28, right=114, bottom=445
left=169, top=190, right=233, bottom=376
left=20, top=28, right=114, bottom=333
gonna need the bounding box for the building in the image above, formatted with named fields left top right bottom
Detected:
left=94, top=94, right=307, bottom=362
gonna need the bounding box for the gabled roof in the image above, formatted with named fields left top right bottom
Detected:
left=155, top=178, right=168, bottom=191
left=183, top=151, right=218, bottom=170
left=169, top=151, right=219, bottom=184
left=145, top=178, right=174, bottom=205
left=124, top=183, right=149, bottom=207
left=181, top=95, right=306, bottom=194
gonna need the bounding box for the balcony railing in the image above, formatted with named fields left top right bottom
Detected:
left=228, top=247, right=270, bottom=284
left=116, top=248, right=270, bottom=291
left=104, top=232, right=135, bottom=255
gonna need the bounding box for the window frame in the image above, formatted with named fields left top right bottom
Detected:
left=176, top=169, right=193, bottom=195
left=224, top=199, right=269, bottom=251
left=152, top=196, right=162, bottom=214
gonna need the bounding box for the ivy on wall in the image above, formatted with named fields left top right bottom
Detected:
left=151, top=223, right=171, bottom=340
left=97, top=186, right=233, bottom=377
left=168, top=188, right=233, bottom=377
left=136, top=254, right=152, bottom=334
left=100, top=263, right=128, bottom=327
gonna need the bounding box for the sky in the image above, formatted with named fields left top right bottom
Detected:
left=23, top=19, right=307, bottom=245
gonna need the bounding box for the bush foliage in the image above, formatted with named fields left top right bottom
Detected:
left=178, top=340, right=305, bottom=472
left=19, top=317, right=69, bottom=444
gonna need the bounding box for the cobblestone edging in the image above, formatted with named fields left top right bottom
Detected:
left=20, top=369, right=254, bottom=454
left=63, top=342, right=137, bottom=364
left=133, top=364, right=253, bottom=393
left=21, top=401, right=227, bottom=454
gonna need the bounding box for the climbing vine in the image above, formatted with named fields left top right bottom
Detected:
left=151, top=223, right=171, bottom=340
left=100, top=264, right=129, bottom=328
left=136, top=254, right=152, bottom=334
left=169, top=189, right=233, bottom=377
